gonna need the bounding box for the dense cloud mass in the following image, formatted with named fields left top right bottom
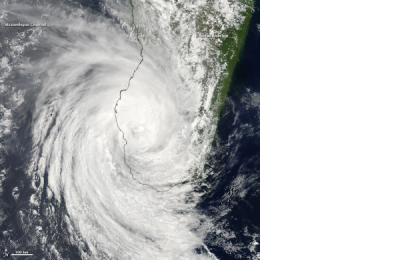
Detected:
left=0, top=0, right=258, bottom=259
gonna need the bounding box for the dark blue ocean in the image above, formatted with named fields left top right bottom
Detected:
left=198, top=0, right=260, bottom=259
left=0, top=0, right=260, bottom=260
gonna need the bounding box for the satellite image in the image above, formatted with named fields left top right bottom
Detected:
left=0, top=0, right=259, bottom=260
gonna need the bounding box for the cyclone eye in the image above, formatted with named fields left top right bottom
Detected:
left=0, top=0, right=259, bottom=260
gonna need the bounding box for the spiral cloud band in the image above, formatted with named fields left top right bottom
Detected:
left=0, top=0, right=252, bottom=259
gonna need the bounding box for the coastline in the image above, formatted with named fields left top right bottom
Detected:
left=212, top=0, right=255, bottom=117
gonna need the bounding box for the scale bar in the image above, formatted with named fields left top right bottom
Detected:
left=10, top=253, right=33, bottom=256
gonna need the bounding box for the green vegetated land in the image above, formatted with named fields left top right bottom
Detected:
left=213, top=0, right=254, bottom=117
